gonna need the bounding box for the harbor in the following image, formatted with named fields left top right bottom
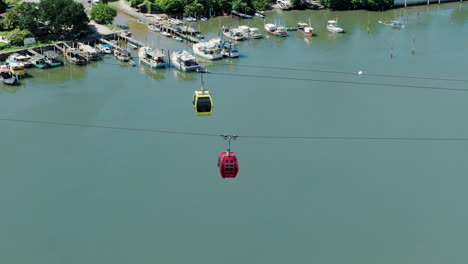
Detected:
left=1, top=2, right=467, bottom=264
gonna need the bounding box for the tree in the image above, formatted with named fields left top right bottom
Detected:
left=39, top=0, right=89, bottom=35
left=5, top=28, right=32, bottom=46
left=0, top=0, right=7, bottom=13
left=252, top=0, right=269, bottom=11
left=231, top=0, right=253, bottom=14
left=158, top=0, right=184, bottom=14
left=3, top=11, right=19, bottom=30
left=90, top=3, right=117, bottom=24
left=14, top=3, right=39, bottom=33
left=184, top=0, right=204, bottom=17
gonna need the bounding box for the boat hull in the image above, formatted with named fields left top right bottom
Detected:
left=140, top=58, right=166, bottom=69
left=266, top=30, right=288, bottom=37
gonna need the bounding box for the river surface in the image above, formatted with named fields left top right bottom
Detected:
left=1, top=3, right=467, bottom=264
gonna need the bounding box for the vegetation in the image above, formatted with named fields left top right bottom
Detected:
left=320, top=0, right=393, bottom=11
left=0, top=0, right=7, bottom=13
left=38, top=0, right=89, bottom=35
left=90, top=3, right=117, bottom=24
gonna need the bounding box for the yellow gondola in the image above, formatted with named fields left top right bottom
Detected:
left=193, top=89, right=213, bottom=116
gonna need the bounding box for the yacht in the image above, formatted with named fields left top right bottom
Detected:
left=297, top=22, right=314, bottom=36
left=222, top=27, right=247, bottom=41
left=170, top=50, right=200, bottom=72
left=138, top=47, right=166, bottom=68
left=264, top=23, right=288, bottom=37
left=238, top=26, right=263, bottom=39
left=327, top=20, right=344, bottom=33
left=210, top=38, right=240, bottom=58
left=192, top=41, right=223, bottom=60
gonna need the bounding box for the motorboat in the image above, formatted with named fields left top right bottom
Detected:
left=199, top=17, right=208, bottom=21
left=6, top=53, right=32, bottom=68
left=255, top=12, right=265, bottom=18
left=238, top=26, right=263, bottom=39
left=43, top=51, right=63, bottom=67
left=30, top=56, right=49, bottom=69
left=222, top=27, right=247, bottom=41
left=378, top=20, right=406, bottom=28
left=172, top=36, right=183, bottom=42
left=264, top=23, right=288, bottom=37
left=114, top=48, right=132, bottom=62
left=0, top=66, right=18, bottom=85
left=170, top=50, right=200, bottom=72
left=148, top=24, right=161, bottom=32
left=210, top=38, right=240, bottom=58
left=95, top=44, right=113, bottom=54
left=138, top=47, right=166, bottom=68
left=277, top=0, right=291, bottom=10
left=297, top=22, right=314, bottom=36
left=78, top=44, right=100, bottom=60
left=184, top=17, right=197, bottom=22
left=192, top=41, right=223, bottom=60
left=327, top=20, right=344, bottom=33
left=66, top=48, right=87, bottom=65
left=161, top=31, right=171, bottom=37
left=8, top=62, right=25, bottom=78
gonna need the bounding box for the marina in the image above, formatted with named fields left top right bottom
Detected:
left=1, top=2, right=468, bottom=264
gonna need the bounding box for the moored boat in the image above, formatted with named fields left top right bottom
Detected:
left=30, top=56, right=49, bottom=69
left=138, top=47, right=166, bottom=69
left=148, top=24, right=161, bottom=32
left=297, top=22, right=314, bottom=36
left=114, top=48, right=132, bottom=62
left=264, top=23, right=288, bottom=37
left=65, top=48, right=87, bottom=65
left=95, top=43, right=113, bottom=54
left=0, top=66, right=18, bottom=85
left=43, top=51, right=63, bottom=67
left=8, top=62, right=25, bottom=78
left=170, top=50, right=200, bottom=72
left=238, top=25, right=263, bottom=39
left=378, top=20, right=405, bottom=28
left=172, top=36, right=183, bottom=42
left=161, top=31, right=171, bottom=37
left=6, top=53, right=33, bottom=68
left=192, top=41, right=223, bottom=60
left=327, top=20, right=344, bottom=33
left=222, top=27, right=247, bottom=41
left=78, top=44, right=100, bottom=61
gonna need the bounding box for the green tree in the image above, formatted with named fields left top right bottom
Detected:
left=14, top=3, right=39, bottom=33
left=184, top=0, right=204, bottom=16
left=39, top=0, right=89, bottom=35
left=3, top=11, right=19, bottom=30
left=90, top=3, right=117, bottom=24
left=231, top=0, right=252, bottom=14
left=5, top=28, right=32, bottom=46
left=0, top=0, right=7, bottom=13
left=252, top=0, right=269, bottom=11
left=158, top=0, right=184, bottom=14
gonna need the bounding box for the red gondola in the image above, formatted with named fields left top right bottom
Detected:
left=218, top=135, right=239, bottom=178
left=218, top=152, right=239, bottom=178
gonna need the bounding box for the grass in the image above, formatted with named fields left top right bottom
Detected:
left=105, top=24, right=123, bottom=31
left=0, top=40, right=56, bottom=53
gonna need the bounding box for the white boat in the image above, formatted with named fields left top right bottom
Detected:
left=327, top=20, right=344, bottom=33
left=161, top=31, right=171, bottom=37
left=222, top=27, right=247, bottom=41
left=264, top=23, right=288, bottom=37
left=95, top=44, right=113, bottom=54
left=199, top=17, right=208, bottom=21
left=184, top=17, right=197, bottom=22
left=173, top=36, right=183, bottom=42
left=378, top=20, right=405, bottom=28
left=255, top=12, right=265, bottom=18
left=209, top=38, right=240, bottom=58
left=192, top=41, right=223, bottom=60
left=139, top=47, right=166, bottom=69
left=148, top=24, right=161, bottom=32
left=238, top=26, right=263, bottom=39
left=171, top=50, right=201, bottom=72
left=277, top=0, right=291, bottom=10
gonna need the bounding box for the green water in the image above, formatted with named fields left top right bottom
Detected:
left=1, top=3, right=467, bottom=264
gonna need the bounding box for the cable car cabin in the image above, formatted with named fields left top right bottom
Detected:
left=217, top=152, right=239, bottom=178
left=193, top=89, right=213, bottom=116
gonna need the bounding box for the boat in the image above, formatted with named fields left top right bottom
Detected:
left=199, top=16, right=208, bottom=21
left=172, top=36, right=183, bottom=42
left=78, top=44, right=100, bottom=61
left=8, top=62, right=25, bottom=78
left=138, top=19, right=149, bottom=24
left=161, top=31, right=171, bottom=37
left=238, top=26, right=263, bottom=39
left=327, top=20, right=344, bottom=33
left=0, top=66, right=18, bottom=85
left=378, top=20, right=406, bottom=28
left=297, top=22, right=314, bottom=36
left=210, top=38, right=240, bottom=58
left=43, top=51, right=63, bottom=67
left=148, top=24, right=161, bottom=32
left=65, top=48, right=87, bottom=65
left=6, top=53, right=33, bottom=68
left=277, top=0, right=291, bottom=10
left=95, top=44, right=113, bottom=54
left=222, top=27, right=247, bottom=41
left=170, top=50, right=201, bottom=72
left=138, top=47, right=166, bottom=69
left=169, top=18, right=185, bottom=25
left=192, top=41, right=223, bottom=60
left=127, top=41, right=139, bottom=49
left=184, top=17, right=197, bottom=22
left=114, top=48, right=132, bottom=62
left=255, top=12, right=265, bottom=18
left=30, top=56, right=49, bottom=69
left=264, top=23, right=288, bottom=37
